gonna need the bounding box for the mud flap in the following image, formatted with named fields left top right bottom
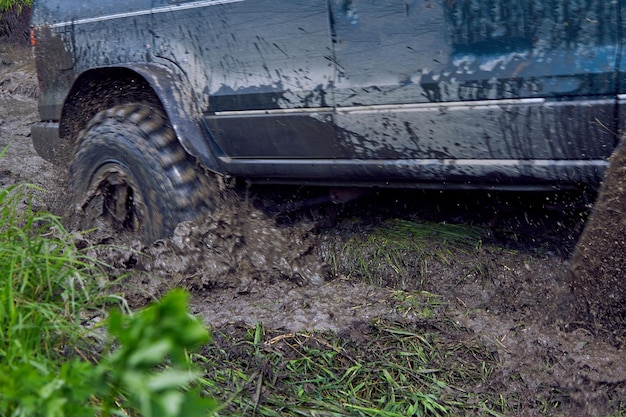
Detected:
left=31, top=122, right=69, bottom=166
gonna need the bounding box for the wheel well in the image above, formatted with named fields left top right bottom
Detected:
left=59, top=67, right=163, bottom=146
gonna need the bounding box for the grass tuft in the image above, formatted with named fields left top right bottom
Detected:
left=328, top=219, right=486, bottom=287
left=196, top=315, right=505, bottom=416
left=0, top=0, right=31, bottom=13
left=0, top=183, right=108, bottom=366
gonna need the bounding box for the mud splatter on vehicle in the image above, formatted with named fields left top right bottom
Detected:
left=30, top=0, right=622, bottom=244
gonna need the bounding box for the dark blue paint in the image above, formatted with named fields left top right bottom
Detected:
left=29, top=0, right=626, bottom=189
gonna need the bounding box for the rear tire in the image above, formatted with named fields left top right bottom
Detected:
left=70, top=103, right=212, bottom=243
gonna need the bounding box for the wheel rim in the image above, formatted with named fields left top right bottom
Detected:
left=83, top=162, right=146, bottom=233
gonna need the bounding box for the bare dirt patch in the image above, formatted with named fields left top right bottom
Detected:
left=2, top=46, right=625, bottom=416
left=0, top=45, right=66, bottom=214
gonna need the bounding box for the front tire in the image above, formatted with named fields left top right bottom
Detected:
left=70, top=103, right=211, bottom=243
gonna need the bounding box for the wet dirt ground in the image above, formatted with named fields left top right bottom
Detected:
left=1, top=45, right=625, bottom=416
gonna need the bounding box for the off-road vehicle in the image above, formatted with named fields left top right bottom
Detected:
left=30, top=0, right=624, bottom=242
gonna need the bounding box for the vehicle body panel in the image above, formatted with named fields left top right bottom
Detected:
left=30, top=0, right=625, bottom=189
left=151, top=0, right=337, bottom=158
left=31, top=0, right=152, bottom=119
left=329, top=0, right=618, bottom=163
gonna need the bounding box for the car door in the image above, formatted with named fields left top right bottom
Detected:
left=330, top=0, right=619, bottom=184
left=151, top=0, right=337, bottom=158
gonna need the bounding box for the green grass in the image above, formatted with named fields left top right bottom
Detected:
left=328, top=218, right=487, bottom=287
left=0, top=0, right=31, bottom=13
left=195, top=315, right=506, bottom=417
left=1, top=175, right=624, bottom=416
left=0, top=183, right=100, bottom=364
left=0, top=177, right=216, bottom=417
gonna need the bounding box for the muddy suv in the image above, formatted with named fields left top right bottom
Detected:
left=30, top=0, right=625, bottom=242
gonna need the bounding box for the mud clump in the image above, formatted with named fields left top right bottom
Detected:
left=0, top=67, right=38, bottom=99
left=0, top=50, right=38, bottom=100
left=92, top=199, right=329, bottom=309
left=141, top=202, right=328, bottom=289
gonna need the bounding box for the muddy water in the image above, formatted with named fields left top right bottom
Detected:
left=2, top=45, right=626, bottom=416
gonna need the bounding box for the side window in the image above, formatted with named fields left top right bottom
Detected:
left=445, top=0, right=619, bottom=100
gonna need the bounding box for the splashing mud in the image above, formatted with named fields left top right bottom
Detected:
left=2, top=45, right=625, bottom=416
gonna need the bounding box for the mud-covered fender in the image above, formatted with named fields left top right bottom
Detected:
left=61, top=63, right=223, bottom=173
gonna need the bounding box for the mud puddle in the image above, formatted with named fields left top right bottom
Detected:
left=2, top=45, right=625, bottom=416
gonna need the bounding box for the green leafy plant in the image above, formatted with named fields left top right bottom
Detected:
left=97, top=290, right=218, bottom=417
left=1, top=286, right=217, bottom=417
left=0, top=175, right=217, bottom=416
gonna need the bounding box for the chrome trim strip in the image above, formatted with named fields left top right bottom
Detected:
left=336, top=98, right=546, bottom=114
left=211, top=97, right=621, bottom=117
left=211, top=98, right=548, bottom=117
left=220, top=157, right=609, bottom=168
left=48, top=0, right=244, bottom=28
left=213, top=107, right=334, bottom=116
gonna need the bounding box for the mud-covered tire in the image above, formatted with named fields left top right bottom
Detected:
left=70, top=103, right=211, bottom=243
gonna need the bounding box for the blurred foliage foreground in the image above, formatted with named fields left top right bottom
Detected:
left=0, top=176, right=217, bottom=417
